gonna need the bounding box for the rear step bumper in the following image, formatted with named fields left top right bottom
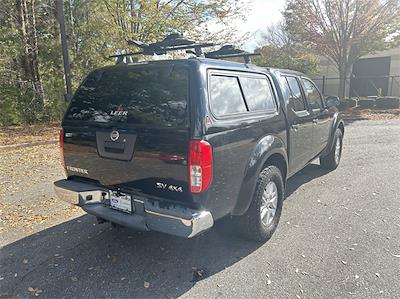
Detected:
left=53, top=179, right=213, bottom=238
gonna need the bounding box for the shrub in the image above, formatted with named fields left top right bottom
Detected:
left=338, top=100, right=348, bottom=111
left=358, top=98, right=375, bottom=109
left=347, top=98, right=357, bottom=108
left=375, top=97, right=400, bottom=109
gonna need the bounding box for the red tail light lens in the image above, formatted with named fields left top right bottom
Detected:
left=59, top=128, right=66, bottom=170
left=189, top=140, right=213, bottom=193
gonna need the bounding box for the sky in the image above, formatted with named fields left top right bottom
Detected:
left=236, top=0, right=286, bottom=51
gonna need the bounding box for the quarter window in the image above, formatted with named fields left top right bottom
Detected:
left=240, top=77, right=276, bottom=112
left=285, top=76, right=306, bottom=112
left=302, top=78, right=323, bottom=110
left=210, top=75, right=247, bottom=116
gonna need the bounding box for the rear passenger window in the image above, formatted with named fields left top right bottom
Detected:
left=240, top=77, right=276, bottom=112
left=285, top=76, right=306, bottom=112
left=210, top=75, right=247, bottom=116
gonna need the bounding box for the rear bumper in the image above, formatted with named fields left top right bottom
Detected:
left=53, top=179, right=213, bottom=238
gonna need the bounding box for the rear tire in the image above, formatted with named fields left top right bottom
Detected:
left=320, top=129, right=343, bottom=170
left=234, top=165, right=284, bottom=243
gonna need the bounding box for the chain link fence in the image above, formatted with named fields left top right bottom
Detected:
left=312, top=75, right=400, bottom=98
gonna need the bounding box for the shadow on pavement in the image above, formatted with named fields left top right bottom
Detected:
left=286, top=163, right=330, bottom=198
left=0, top=164, right=328, bottom=298
left=0, top=214, right=261, bottom=298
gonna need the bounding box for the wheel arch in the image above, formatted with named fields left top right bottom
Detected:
left=323, top=113, right=345, bottom=156
left=262, top=153, right=287, bottom=187
left=231, top=136, right=288, bottom=216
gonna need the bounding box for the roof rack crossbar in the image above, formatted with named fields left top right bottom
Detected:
left=206, top=53, right=261, bottom=63
left=204, top=45, right=260, bottom=63
left=109, top=34, right=214, bottom=61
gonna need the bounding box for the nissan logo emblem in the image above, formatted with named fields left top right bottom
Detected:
left=110, top=130, right=119, bottom=141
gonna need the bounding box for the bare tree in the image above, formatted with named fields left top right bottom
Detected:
left=284, top=0, right=400, bottom=97
left=254, top=22, right=319, bottom=75
left=15, top=0, right=44, bottom=116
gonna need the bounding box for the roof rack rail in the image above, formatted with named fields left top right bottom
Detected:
left=109, top=33, right=214, bottom=63
left=205, top=45, right=260, bottom=63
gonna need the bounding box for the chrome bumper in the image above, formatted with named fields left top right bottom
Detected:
left=53, top=179, right=214, bottom=238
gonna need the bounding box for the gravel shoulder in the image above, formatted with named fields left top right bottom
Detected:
left=1, top=119, right=400, bottom=299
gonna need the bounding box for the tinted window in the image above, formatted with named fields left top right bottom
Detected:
left=65, top=65, right=188, bottom=127
left=210, top=75, right=247, bottom=116
left=302, top=78, right=323, bottom=110
left=285, top=76, right=306, bottom=111
left=240, top=77, right=276, bottom=112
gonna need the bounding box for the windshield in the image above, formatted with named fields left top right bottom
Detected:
left=65, top=64, right=189, bottom=127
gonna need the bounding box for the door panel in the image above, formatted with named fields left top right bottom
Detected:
left=301, top=78, right=331, bottom=155
left=283, top=76, right=314, bottom=175
left=311, top=109, right=331, bottom=154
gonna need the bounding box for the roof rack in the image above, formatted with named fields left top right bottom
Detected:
left=109, top=33, right=214, bottom=63
left=109, top=34, right=261, bottom=64
left=205, top=45, right=261, bottom=63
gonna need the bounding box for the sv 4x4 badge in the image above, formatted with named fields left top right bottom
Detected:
left=156, top=182, right=183, bottom=192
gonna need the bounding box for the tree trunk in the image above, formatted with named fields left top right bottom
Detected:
left=16, top=0, right=44, bottom=120
left=337, top=62, right=350, bottom=99
left=29, top=0, right=45, bottom=110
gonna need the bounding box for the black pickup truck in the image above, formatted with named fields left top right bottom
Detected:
left=54, top=57, right=344, bottom=243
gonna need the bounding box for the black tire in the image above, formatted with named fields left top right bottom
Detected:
left=320, top=129, right=343, bottom=170
left=234, top=165, right=285, bottom=243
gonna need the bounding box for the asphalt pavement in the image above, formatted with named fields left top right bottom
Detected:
left=0, top=119, right=399, bottom=298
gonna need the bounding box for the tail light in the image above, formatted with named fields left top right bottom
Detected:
left=188, top=140, right=213, bottom=193
left=59, top=128, right=66, bottom=170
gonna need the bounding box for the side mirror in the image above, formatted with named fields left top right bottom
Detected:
left=325, top=96, right=340, bottom=108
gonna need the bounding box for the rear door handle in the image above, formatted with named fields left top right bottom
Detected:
left=312, top=119, right=319, bottom=124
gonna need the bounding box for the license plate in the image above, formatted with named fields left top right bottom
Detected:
left=109, top=191, right=132, bottom=213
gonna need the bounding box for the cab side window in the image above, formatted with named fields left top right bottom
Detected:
left=210, top=75, right=247, bottom=116
left=302, top=78, right=323, bottom=110
left=239, top=77, right=276, bottom=112
left=284, top=76, right=307, bottom=112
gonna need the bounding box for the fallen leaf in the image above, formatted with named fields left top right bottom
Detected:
left=27, top=287, right=42, bottom=297
left=192, top=268, right=208, bottom=282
